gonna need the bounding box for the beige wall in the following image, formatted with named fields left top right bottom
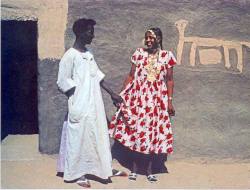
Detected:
left=1, top=0, right=68, bottom=59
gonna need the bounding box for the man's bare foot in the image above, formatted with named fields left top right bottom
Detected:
left=76, top=176, right=91, bottom=188
left=112, top=169, right=128, bottom=177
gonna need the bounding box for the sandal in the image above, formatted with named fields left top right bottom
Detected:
left=76, top=176, right=91, bottom=188
left=147, top=174, right=157, bottom=182
left=112, top=169, right=128, bottom=177
left=128, top=173, right=137, bottom=181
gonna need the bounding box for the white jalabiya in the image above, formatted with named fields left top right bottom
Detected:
left=56, top=48, right=113, bottom=181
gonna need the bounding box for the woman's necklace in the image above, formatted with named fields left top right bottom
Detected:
left=145, top=50, right=161, bottom=82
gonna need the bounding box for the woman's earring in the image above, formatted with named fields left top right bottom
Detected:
left=142, top=38, right=146, bottom=46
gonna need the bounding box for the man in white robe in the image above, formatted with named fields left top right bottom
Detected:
left=56, top=18, right=124, bottom=187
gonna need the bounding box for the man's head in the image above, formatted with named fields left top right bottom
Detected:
left=73, top=18, right=96, bottom=45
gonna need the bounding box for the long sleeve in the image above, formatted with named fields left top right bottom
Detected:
left=57, top=50, right=77, bottom=93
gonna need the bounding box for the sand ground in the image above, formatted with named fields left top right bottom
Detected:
left=1, top=135, right=250, bottom=189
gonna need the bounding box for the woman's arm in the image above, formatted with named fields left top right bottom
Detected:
left=166, top=66, right=175, bottom=116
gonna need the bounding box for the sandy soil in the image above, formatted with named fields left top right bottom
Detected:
left=1, top=156, right=250, bottom=189
left=1, top=135, right=250, bottom=189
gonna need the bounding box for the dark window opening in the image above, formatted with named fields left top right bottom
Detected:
left=1, top=20, right=38, bottom=140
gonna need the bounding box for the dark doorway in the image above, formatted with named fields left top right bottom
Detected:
left=1, top=20, right=38, bottom=140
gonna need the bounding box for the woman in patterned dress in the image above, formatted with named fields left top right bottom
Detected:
left=109, top=27, right=176, bottom=182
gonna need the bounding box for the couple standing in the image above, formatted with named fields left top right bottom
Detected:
left=56, top=18, right=176, bottom=188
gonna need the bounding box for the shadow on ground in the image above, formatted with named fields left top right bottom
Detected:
left=111, top=140, right=168, bottom=175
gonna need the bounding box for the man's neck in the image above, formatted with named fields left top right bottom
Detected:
left=73, top=41, right=87, bottom=52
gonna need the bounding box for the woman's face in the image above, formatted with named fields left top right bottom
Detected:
left=145, top=31, right=159, bottom=50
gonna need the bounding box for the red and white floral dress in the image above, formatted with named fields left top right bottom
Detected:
left=109, top=48, right=176, bottom=154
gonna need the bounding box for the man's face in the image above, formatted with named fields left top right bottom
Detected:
left=79, top=25, right=95, bottom=45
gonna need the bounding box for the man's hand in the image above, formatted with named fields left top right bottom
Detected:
left=65, top=87, right=75, bottom=98
left=111, top=93, right=123, bottom=107
left=100, top=79, right=123, bottom=107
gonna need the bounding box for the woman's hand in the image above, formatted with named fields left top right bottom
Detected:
left=168, top=101, right=175, bottom=116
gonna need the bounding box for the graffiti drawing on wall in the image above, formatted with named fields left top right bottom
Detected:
left=175, top=19, right=250, bottom=72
